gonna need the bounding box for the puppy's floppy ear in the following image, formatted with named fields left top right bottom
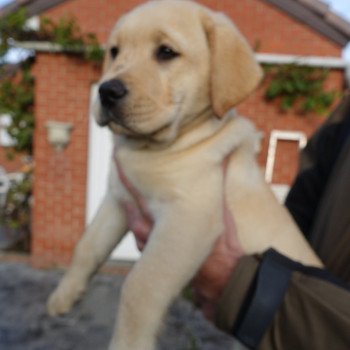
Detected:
left=202, top=11, right=263, bottom=117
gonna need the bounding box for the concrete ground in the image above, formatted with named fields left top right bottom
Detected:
left=0, top=261, right=237, bottom=350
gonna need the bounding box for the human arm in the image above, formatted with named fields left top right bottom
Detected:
left=123, top=193, right=350, bottom=350
left=216, top=250, right=350, bottom=350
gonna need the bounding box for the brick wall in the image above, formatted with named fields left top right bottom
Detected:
left=31, top=54, right=100, bottom=266
left=29, top=0, right=345, bottom=267
left=239, top=69, right=343, bottom=183
left=215, top=0, right=341, bottom=56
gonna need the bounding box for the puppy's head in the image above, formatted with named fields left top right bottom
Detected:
left=95, top=0, right=262, bottom=143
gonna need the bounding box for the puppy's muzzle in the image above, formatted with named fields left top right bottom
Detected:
left=98, top=79, right=128, bottom=126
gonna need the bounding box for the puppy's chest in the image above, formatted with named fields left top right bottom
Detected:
left=113, top=115, right=248, bottom=210
left=115, top=147, right=188, bottom=206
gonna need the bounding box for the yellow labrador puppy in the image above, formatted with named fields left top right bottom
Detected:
left=47, top=1, right=322, bottom=349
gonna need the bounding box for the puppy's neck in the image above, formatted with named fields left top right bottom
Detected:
left=177, top=106, right=217, bottom=138
left=115, top=106, right=223, bottom=151
left=169, top=108, right=238, bottom=152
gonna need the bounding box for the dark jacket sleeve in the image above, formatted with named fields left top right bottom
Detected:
left=285, top=95, right=350, bottom=240
left=215, top=97, right=350, bottom=349
left=285, top=121, right=347, bottom=239
left=216, top=252, right=350, bottom=350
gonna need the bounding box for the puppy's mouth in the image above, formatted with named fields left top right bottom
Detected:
left=97, top=106, right=128, bottom=128
left=98, top=107, right=173, bottom=140
left=96, top=79, right=178, bottom=142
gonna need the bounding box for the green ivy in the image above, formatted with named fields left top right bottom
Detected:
left=0, top=9, right=104, bottom=63
left=0, top=168, right=32, bottom=230
left=39, top=16, right=104, bottom=63
left=0, top=8, right=28, bottom=61
left=0, top=164, right=32, bottom=252
left=0, top=9, right=104, bottom=242
left=0, top=9, right=104, bottom=157
left=0, top=61, right=34, bottom=156
left=264, top=64, right=337, bottom=115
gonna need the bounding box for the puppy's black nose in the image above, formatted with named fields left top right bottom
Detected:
left=99, top=79, right=128, bottom=108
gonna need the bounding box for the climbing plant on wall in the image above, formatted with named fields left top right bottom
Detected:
left=0, top=9, right=104, bottom=157
left=0, top=8, right=103, bottom=63
left=0, top=62, right=34, bottom=156
left=38, top=16, right=104, bottom=62
left=264, top=64, right=337, bottom=115
left=0, top=9, right=104, bottom=249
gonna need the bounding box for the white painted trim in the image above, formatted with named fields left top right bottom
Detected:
left=13, top=41, right=348, bottom=70
left=12, top=40, right=106, bottom=54
left=12, top=41, right=64, bottom=53
left=265, top=130, right=307, bottom=183
left=256, top=53, right=348, bottom=69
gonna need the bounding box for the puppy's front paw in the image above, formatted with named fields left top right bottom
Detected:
left=47, top=278, right=85, bottom=316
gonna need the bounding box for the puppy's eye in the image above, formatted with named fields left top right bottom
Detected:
left=110, top=46, right=119, bottom=60
left=156, top=45, right=179, bottom=61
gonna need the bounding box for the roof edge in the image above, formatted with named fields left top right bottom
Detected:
left=0, top=0, right=69, bottom=18
left=263, top=0, right=350, bottom=46
left=1, top=0, right=350, bottom=47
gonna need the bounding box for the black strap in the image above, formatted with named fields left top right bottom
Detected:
left=233, top=249, right=350, bottom=349
left=233, top=249, right=292, bottom=349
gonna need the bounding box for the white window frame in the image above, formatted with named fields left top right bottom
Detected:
left=265, top=130, right=307, bottom=184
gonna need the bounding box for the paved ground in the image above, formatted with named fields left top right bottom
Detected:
left=0, top=261, right=237, bottom=350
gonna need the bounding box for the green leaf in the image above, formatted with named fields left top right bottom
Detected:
left=263, top=64, right=336, bottom=115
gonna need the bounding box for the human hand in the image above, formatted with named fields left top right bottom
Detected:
left=191, top=208, right=243, bottom=320
left=120, top=201, right=153, bottom=251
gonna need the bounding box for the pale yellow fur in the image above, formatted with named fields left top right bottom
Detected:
left=47, top=1, right=322, bottom=349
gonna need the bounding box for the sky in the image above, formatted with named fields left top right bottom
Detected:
left=325, top=0, right=350, bottom=16
left=323, top=0, right=350, bottom=59
left=0, top=0, right=350, bottom=56
left=0, top=0, right=11, bottom=7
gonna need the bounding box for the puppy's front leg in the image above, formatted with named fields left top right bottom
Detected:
left=110, top=201, right=222, bottom=350
left=47, top=193, right=128, bottom=316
